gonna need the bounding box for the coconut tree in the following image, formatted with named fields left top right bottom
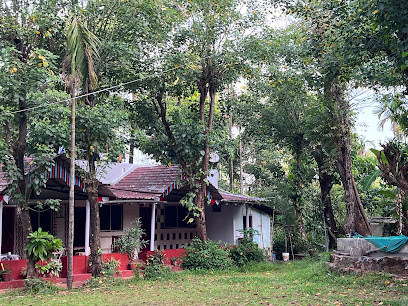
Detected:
left=63, top=14, right=100, bottom=287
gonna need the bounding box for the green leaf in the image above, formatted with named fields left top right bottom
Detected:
left=359, top=170, right=381, bottom=191
left=370, top=148, right=380, bottom=156
left=403, top=52, right=408, bottom=58
left=381, top=151, right=389, bottom=165
left=377, top=190, right=396, bottom=199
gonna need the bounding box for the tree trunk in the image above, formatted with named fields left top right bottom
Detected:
left=13, top=95, right=36, bottom=278
left=87, top=164, right=103, bottom=277
left=129, top=141, right=135, bottom=164
left=194, top=83, right=216, bottom=242
left=396, top=190, right=408, bottom=235
left=320, top=173, right=338, bottom=249
left=228, top=112, right=234, bottom=192
left=328, top=83, right=371, bottom=236
left=313, top=151, right=339, bottom=249
left=293, top=146, right=313, bottom=255
left=17, top=206, right=36, bottom=278
left=129, top=123, right=136, bottom=164
left=194, top=181, right=208, bottom=242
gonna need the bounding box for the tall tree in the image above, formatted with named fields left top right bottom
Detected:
left=275, top=0, right=373, bottom=235
left=132, top=0, right=261, bottom=241
left=0, top=0, right=68, bottom=278
left=63, top=13, right=102, bottom=277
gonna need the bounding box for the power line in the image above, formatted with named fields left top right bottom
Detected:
left=0, top=54, right=213, bottom=118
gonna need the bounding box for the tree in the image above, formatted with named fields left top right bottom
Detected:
left=274, top=0, right=374, bottom=235
left=63, top=12, right=101, bottom=284
left=131, top=0, right=262, bottom=241
left=0, top=0, right=67, bottom=278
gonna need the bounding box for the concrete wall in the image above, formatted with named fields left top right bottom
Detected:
left=337, top=238, right=408, bottom=257
left=54, top=201, right=140, bottom=254
left=233, top=205, right=245, bottom=243
left=232, top=204, right=271, bottom=251
left=206, top=204, right=235, bottom=245
left=52, top=200, right=271, bottom=254
left=252, top=209, right=271, bottom=250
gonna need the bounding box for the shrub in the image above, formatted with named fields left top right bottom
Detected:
left=181, top=239, right=231, bottom=270
left=24, top=278, right=58, bottom=294
left=144, top=251, right=173, bottom=280
left=229, top=228, right=266, bottom=266
left=102, top=257, right=121, bottom=277
left=25, top=228, right=63, bottom=262
left=114, top=218, right=147, bottom=260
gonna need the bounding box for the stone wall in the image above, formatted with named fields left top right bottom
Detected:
left=329, top=253, right=408, bottom=275
left=327, top=238, right=408, bottom=275
left=337, top=238, right=408, bottom=258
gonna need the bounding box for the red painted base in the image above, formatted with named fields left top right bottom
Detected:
left=0, top=279, right=25, bottom=289
left=139, top=249, right=186, bottom=264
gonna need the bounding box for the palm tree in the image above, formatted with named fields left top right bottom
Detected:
left=63, top=14, right=100, bottom=289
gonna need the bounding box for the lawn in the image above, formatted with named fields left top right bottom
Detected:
left=1, top=256, right=407, bottom=305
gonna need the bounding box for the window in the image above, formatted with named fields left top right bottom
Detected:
left=164, top=206, right=195, bottom=228
left=242, top=216, right=253, bottom=229
left=29, top=207, right=52, bottom=233
left=100, top=204, right=123, bottom=231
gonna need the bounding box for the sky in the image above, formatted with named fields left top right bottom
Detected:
left=354, top=98, right=394, bottom=150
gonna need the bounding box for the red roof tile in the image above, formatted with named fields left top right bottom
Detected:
left=109, top=165, right=181, bottom=196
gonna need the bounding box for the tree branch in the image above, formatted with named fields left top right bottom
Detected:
left=154, top=87, right=191, bottom=177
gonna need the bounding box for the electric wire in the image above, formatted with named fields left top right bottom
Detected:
left=0, top=53, right=215, bottom=118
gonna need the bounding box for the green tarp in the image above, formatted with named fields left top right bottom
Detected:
left=363, top=235, right=408, bottom=253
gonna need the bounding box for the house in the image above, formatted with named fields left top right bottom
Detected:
left=0, top=156, right=274, bottom=277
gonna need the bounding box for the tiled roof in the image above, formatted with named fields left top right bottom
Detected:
left=219, top=191, right=274, bottom=215
left=108, top=165, right=181, bottom=198
left=0, top=157, right=36, bottom=194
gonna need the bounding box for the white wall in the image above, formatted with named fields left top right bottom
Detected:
left=233, top=205, right=245, bottom=243
left=251, top=210, right=271, bottom=250
left=206, top=204, right=235, bottom=245
left=232, top=204, right=271, bottom=251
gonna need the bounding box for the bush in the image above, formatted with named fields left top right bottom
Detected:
left=143, top=251, right=173, bottom=280
left=25, top=228, right=63, bottom=262
left=102, top=257, right=121, bottom=277
left=229, top=241, right=266, bottom=266
left=114, top=218, right=147, bottom=260
left=181, top=239, right=231, bottom=270
left=229, top=228, right=266, bottom=266
left=24, top=278, right=58, bottom=294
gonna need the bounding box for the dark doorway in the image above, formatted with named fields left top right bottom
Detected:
left=2, top=207, right=15, bottom=253
left=139, top=206, right=151, bottom=252
left=74, top=207, right=85, bottom=248
left=29, top=207, right=52, bottom=233
left=140, top=206, right=151, bottom=239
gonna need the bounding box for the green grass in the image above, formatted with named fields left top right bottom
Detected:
left=1, top=256, right=408, bottom=305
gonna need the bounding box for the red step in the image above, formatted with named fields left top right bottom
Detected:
left=0, top=279, right=25, bottom=289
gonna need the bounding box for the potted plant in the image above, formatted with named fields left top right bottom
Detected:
left=0, top=264, right=11, bottom=281
left=114, top=218, right=148, bottom=270
left=47, top=261, right=62, bottom=278
left=36, top=263, right=50, bottom=278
